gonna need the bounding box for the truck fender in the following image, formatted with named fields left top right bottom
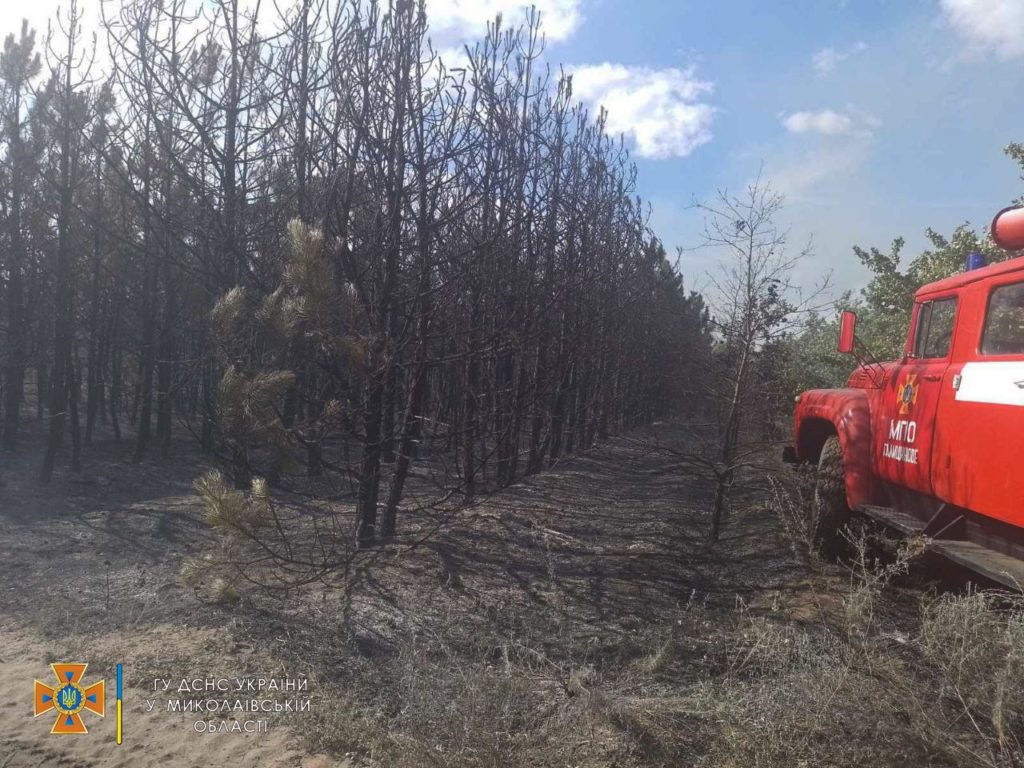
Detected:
left=795, top=389, right=874, bottom=510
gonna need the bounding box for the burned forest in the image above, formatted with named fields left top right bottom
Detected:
left=3, top=2, right=1024, bottom=767
left=0, top=0, right=712, bottom=543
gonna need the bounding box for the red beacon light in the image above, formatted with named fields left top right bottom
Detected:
left=992, top=205, right=1024, bottom=251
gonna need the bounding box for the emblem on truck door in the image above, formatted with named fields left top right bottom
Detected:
left=898, top=374, right=919, bottom=415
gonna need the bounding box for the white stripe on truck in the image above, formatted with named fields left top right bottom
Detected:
left=956, top=361, right=1024, bottom=406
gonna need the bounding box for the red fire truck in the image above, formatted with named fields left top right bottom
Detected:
left=787, top=206, right=1024, bottom=588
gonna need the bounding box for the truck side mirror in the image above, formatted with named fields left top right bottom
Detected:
left=838, top=310, right=857, bottom=354
left=992, top=206, right=1024, bottom=251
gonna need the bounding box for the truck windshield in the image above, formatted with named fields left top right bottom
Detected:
left=913, top=297, right=957, bottom=359
left=981, top=281, right=1024, bottom=355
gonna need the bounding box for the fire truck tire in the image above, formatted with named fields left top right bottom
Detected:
left=814, top=436, right=850, bottom=557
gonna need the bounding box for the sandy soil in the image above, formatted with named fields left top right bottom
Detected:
left=0, top=621, right=333, bottom=768
left=0, top=436, right=343, bottom=767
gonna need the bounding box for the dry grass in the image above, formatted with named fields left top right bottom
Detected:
left=765, top=468, right=820, bottom=565
left=189, top=432, right=1024, bottom=768
left=307, top=536, right=1024, bottom=768
left=300, top=587, right=1024, bottom=767
left=920, top=591, right=1024, bottom=761
left=296, top=559, right=1024, bottom=768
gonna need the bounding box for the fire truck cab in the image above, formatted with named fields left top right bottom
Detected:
left=788, top=206, right=1024, bottom=588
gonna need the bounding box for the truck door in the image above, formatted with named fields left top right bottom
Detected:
left=932, top=279, right=1024, bottom=528
left=874, top=296, right=957, bottom=496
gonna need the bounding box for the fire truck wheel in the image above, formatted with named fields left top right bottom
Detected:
left=814, top=436, right=850, bottom=557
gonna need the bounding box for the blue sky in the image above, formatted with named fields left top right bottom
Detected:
left=426, top=0, right=1024, bottom=294
left=5, top=0, right=1023, bottom=295
left=548, top=0, right=1024, bottom=293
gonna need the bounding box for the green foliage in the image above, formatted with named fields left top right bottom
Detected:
left=776, top=310, right=855, bottom=395
left=852, top=224, right=1015, bottom=362
left=777, top=212, right=1020, bottom=398
left=1007, top=142, right=1024, bottom=203
left=915, top=226, right=1011, bottom=283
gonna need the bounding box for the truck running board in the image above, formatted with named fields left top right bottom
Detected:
left=856, top=504, right=1024, bottom=590
left=858, top=504, right=925, bottom=537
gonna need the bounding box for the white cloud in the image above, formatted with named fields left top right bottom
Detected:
left=771, top=142, right=868, bottom=201
left=812, top=47, right=842, bottom=76
left=812, top=41, right=867, bottom=75
left=941, top=0, right=1024, bottom=59
left=425, top=0, right=581, bottom=44
left=569, top=63, right=715, bottom=159
left=781, top=106, right=880, bottom=138
left=783, top=109, right=855, bottom=135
